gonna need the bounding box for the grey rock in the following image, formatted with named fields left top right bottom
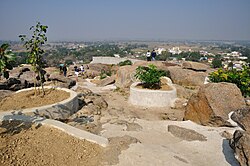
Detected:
left=97, top=76, right=115, bottom=87
left=230, top=130, right=250, bottom=166
left=168, top=125, right=207, bottom=141
left=231, top=107, right=250, bottom=131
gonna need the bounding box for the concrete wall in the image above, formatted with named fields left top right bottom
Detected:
left=90, top=56, right=142, bottom=65
left=3, top=86, right=79, bottom=119
left=129, top=82, right=177, bottom=107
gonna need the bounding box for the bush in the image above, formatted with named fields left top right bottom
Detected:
left=208, top=66, right=250, bottom=97
left=100, top=69, right=112, bottom=79
left=135, top=64, right=167, bottom=89
left=118, top=60, right=132, bottom=66
left=211, top=58, right=223, bottom=68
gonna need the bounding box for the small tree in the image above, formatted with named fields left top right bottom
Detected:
left=19, top=22, right=48, bottom=96
left=135, top=64, right=167, bottom=89
left=0, top=43, right=15, bottom=79
left=212, top=58, right=222, bottom=68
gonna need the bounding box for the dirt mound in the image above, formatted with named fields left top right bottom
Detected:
left=0, top=89, right=70, bottom=111
left=0, top=120, right=103, bottom=166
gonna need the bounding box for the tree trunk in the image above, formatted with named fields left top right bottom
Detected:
left=38, top=70, right=45, bottom=96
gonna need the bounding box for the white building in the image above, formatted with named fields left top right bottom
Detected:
left=169, top=47, right=182, bottom=55
left=156, top=48, right=166, bottom=55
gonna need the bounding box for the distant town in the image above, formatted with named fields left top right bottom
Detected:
left=1, top=40, right=249, bottom=69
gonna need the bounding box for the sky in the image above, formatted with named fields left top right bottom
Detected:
left=0, top=0, right=250, bottom=41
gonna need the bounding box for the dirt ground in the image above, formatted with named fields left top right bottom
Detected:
left=0, top=120, right=103, bottom=166
left=0, top=89, right=70, bottom=111
left=0, top=78, right=186, bottom=166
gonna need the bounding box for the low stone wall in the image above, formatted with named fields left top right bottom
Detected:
left=1, top=86, right=79, bottom=119
left=129, top=82, right=177, bottom=107
left=90, top=56, right=142, bottom=65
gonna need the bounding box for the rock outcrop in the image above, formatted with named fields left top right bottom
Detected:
left=48, top=73, right=76, bottom=88
left=230, top=130, right=250, bottom=166
left=168, top=66, right=207, bottom=87
left=97, top=76, right=115, bottom=87
left=115, top=61, right=176, bottom=89
left=182, top=61, right=209, bottom=71
left=184, top=82, right=246, bottom=127
left=231, top=107, right=250, bottom=131
left=230, top=107, right=250, bottom=166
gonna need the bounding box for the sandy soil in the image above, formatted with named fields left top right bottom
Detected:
left=0, top=89, right=70, bottom=111
left=0, top=120, right=103, bottom=166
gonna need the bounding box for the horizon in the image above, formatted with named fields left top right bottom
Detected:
left=1, top=0, right=250, bottom=41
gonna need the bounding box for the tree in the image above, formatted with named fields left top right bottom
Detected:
left=212, top=55, right=223, bottom=68
left=0, top=43, right=15, bottom=79
left=156, top=51, right=171, bottom=61
left=19, top=22, right=48, bottom=96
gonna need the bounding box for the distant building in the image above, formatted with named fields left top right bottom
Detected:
left=169, top=47, right=182, bottom=55
left=114, top=54, right=120, bottom=58
left=156, top=48, right=166, bottom=55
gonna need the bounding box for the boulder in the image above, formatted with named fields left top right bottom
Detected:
left=182, top=61, right=209, bottom=71
left=174, top=84, right=198, bottom=99
left=97, top=76, right=115, bottom=87
left=88, top=63, right=112, bottom=73
left=230, top=130, right=250, bottom=166
left=5, top=78, right=24, bottom=91
left=0, top=82, right=8, bottom=90
left=115, top=65, right=136, bottom=89
left=6, top=77, right=21, bottom=87
left=74, top=86, right=94, bottom=97
left=168, top=66, right=207, bottom=87
left=19, top=71, right=37, bottom=87
left=184, top=82, right=246, bottom=127
left=83, top=70, right=101, bottom=79
left=168, top=125, right=207, bottom=141
left=231, top=107, right=250, bottom=131
left=49, top=73, right=76, bottom=88
left=34, top=104, right=74, bottom=120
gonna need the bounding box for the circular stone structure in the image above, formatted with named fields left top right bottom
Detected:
left=0, top=86, right=79, bottom=119
left=129, top=77, right=177, bottom=107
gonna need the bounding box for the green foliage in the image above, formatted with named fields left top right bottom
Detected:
left=65, top=59, right=73, bottom=65
left=212, top=58, right=222, bottom=68
left=135, top=64, right=167, bottom=89
left=208, top=66, right=250, bottom=97
left=100, top=69, right=112, bottom=79
left=185, top=52, right=202, bottom=62
left=19, top=22, right=48, bottom=95
left=0, top=43, right=15, bottom=79
left=156, top=51, right=171, bottom=61
left=118, top=60, right=132, bottom=66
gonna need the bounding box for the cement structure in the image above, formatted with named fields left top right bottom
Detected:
left=129, top=78, right=177, bottom=107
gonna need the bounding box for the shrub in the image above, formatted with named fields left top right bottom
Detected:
left=211, top=58, right=222, bottom=68
left=100, top=69, right=112, bottom=79
left=0, top=43, right=15, bottom=79
left=135, top=64, right=167, bottom=89
left=118, top=60, right=132, bottom=66
left=208, top=66, right=250, bottom=97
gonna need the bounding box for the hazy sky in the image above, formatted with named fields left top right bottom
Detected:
left=1, top=0, right=250, bottom=41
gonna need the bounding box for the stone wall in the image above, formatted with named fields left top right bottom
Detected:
left=90, top=56, right=142, bottom=65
